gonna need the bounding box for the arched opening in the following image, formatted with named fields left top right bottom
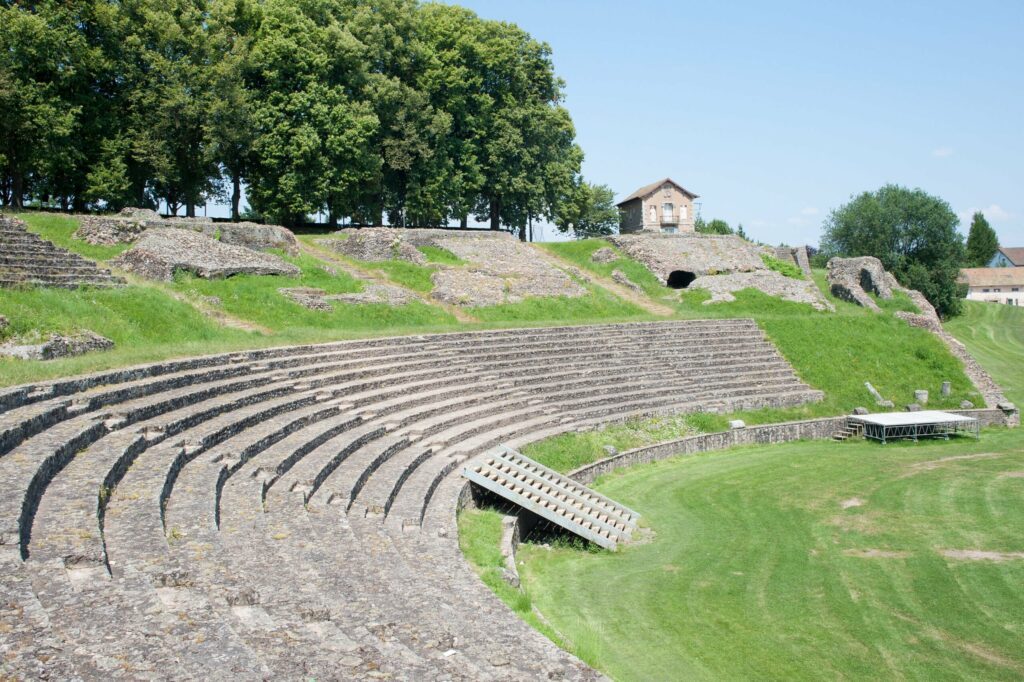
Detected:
left=667, top=270, right=697, bottom=289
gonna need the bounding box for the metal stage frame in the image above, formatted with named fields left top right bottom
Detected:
left=848, top=410, right=980, bottom=444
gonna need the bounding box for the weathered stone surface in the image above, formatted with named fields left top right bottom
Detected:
left=825, top=256, right=900, bottom=310
left=75, top=210, right=299, bottom=255
left=852, top=407, right=870, bottom=415
left=690, top=271, right=833, bottom=311
left=609, top=233, right=765, bottom=281
left=611, top=269, right=643, bottom=293
left=878, top=399, right=895, bottom=408
left=279, top=287, right=335, bottom=311
left=961, top=400, right=975, bottom=409
left=281, top=284, right=417, bottom=309
left=728, top=419, right=746, bottom=429
left=774, top=246, right=813, bottom=277
left=941, top=381, right=952, bottom=397
left=430, top=268, right=506, bottom=307
left=0, top=330, right=113, bottom=361
left=1, top=215, right=125, bottom=289
left=914, top=389, right=929, bottom=405
left=429, top=234, right=586, bottom=307
left=322, top=228, right=426, bottom=264
left=216, top=223, right=299, bottom=256
left=329, top=284, right=417, bottom=306
left=590, top=247, right=618, bottom=264
left=112, top=229, right=299, bottom=281
left=905, top=403, right=922, bottom=412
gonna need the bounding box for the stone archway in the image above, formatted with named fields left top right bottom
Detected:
left=667, top=270, right=697, bottom=289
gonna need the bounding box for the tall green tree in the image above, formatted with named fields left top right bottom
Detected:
left=554, top=180, right=618, bottom=238
left=820, top=184, right=966, bottom=317
left=697, top=218, right=733, bottom=235
left=0, top=4, right=80, bottom=208
left=964, top=211, right=999, bottom=267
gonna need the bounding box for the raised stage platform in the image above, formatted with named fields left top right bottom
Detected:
left=849, top=410, right=980, bottom=444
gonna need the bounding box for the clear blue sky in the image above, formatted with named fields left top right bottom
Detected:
left=451, top=0, right=1024, bottom=247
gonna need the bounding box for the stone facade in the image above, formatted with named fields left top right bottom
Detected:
left=616, top=178, right=698, bottom=233
left=112, top=228, right=300, bottom=281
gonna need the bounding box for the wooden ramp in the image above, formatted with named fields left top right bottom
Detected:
left=463, top=446, right=640, bottom=550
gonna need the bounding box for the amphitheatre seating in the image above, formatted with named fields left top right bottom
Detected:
left=0, top=216, right=125, bottom=289
left=0, top=320, right=822, bottom=678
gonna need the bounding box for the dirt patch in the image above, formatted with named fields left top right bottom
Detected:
left=939, top=549, right=1024, bottom=561
left=840, top=497, right=865, bottom=509
left=829, top=511, right=882, bottom=534
left=999, top=471, right=1024, bottom=478
left=843, top=548, right=912, bottom=559
left=904, top=452, right=1004, bottom=475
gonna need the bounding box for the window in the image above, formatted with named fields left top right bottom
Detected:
left=994, top=288, right=1002, bottom=292
left=983, top=288, right=990, bottom=293
left=1013, top=288, right=1020, bottom=292
left=662, top=203, right=674, bottom=221
left=663, top=227, right=678, bottom=234
left=680, top=205, right=687, bottom=220
left=663, top=184, right=673, bottom=197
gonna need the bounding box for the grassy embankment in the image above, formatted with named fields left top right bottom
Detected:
left=461, top=296, right=1024, bottom=680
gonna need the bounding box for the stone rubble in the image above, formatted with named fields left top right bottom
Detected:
left=690, top=270, right=834, bottom=311
left=280, top=284, right=418, bottom=310
left=319, top=228, right=426, bottom=265
left=611, top=269, right=644, bottom=293
left=112, top=228, right=300, bottom=282
left=590, top=247, right=618, bottom=264
left=75, top=208, right=299, bottom=256
left=0, top=330, right=113, bottom=361
left=608, top=233, right=766, bottom=281
left=825, top=256, right=900, bottom=311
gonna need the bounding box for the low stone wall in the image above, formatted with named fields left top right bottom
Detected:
left=568, top=417, right=846, bottom=485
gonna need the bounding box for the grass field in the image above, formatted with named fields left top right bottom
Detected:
left=514, top=431, right=1024, bottom=680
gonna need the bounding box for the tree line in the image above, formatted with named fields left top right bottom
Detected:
left=0, top=0, right=610, bottom=236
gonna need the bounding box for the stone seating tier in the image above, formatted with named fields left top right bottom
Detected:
left=0, top=320, right=822, bottom=679
left=0, top=217, right=125, bottom=289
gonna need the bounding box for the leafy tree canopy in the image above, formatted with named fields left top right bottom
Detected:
left=820, top=184, right=966, bottom=317
left=964, top=211, right=999, bottom=267
left=554, top=180, right=618, bottom=238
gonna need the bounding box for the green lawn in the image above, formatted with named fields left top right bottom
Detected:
left=514, top=430, right=1024, bottom=680
left=946, top=301, right=1024, bottom=406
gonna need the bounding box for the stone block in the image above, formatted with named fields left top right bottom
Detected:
left=941, top=381, right=951, bottom=397
left=729, top=419, right=746, bottom=429
left=960, top=400, right=975, bottom=409
left=905, top=403, right=921, bottom=412
left=914, top=390, right=929, bottom=405
left=852, top=407, right=869, bottom=415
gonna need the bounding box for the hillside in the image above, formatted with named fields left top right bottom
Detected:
left=945, top=301, right=1024, bottom=406
left=0, top=214, right=984, bottom=421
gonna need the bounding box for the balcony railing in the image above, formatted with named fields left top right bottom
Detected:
left=660, top=215, right=677, bottom=225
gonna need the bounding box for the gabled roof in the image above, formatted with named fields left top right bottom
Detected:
left=995, top=247, right=1024, bottom=266
left=959, top=267, right=1024, bottom=287
left=617, top=178, right=699, bottom=206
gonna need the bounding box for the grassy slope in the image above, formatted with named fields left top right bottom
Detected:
left=945, top=301, right=1024, bottom=405
left=519, top=431, right=1024, bottom=681
left=0, top=216, right=981, bottom=413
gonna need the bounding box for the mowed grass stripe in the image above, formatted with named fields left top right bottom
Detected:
left=515, top=432, right=1024, bottom=681
left=946, top=301, right=1024, bottom=406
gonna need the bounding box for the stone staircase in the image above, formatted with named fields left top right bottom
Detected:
left=0, top=215, right=125, bottom=289
left=465, top=446, right=640, bottom=550
left=832, top=418, right=864, bottom=442
left=0, top=320, right=822, bottom=679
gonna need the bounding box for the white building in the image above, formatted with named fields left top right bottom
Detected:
left=959, top=267, right=1024, bottom=305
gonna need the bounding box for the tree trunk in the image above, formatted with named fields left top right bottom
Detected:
left=186, top=201, right=195, bottom=218
left=459, top=215, right=468, bottom=229
left=518, top=223, right=527, bottom=242
left=11, top=172, right=24, bottom=209
left=489, top=198, right=500, bottom=230
left=231, top=173, right=241, bottom=222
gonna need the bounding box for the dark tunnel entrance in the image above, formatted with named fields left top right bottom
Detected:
left=667, top=270, right=697, bottom=289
